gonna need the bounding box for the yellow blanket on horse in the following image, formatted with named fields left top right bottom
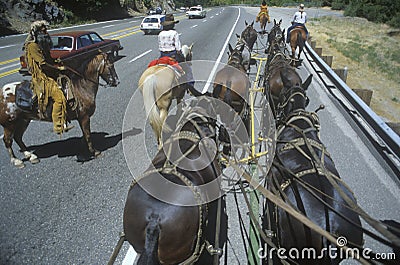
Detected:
left=256, top=5, right=270, bottom=23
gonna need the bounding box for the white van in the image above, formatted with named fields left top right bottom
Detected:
left=140, top=14, right=166, bottom=35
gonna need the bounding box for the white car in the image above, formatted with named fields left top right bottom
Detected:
left=140, top=14, right=166, bottom=35
left=186, top=6, right=206, bottom=19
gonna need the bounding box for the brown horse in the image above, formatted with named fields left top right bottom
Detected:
left=289, top=26, right=307, bottom=62
left=139, top=44, right=193, bottom=147
left=264, top=40, right=312, bottom=117
left=241, top=20, right=258, bottom=51
left=259, top=12, right=269, bottom=33
left=212, top=43, right=250, bottom=115
left=123, top=97, right=226, bottom=265
left=0, top=52, right=119, bottom=167
left=263, top=72, right=363, bottom=264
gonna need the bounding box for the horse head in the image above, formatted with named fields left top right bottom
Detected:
left=241, top=20, right=257, bottom=51
left=181, top=43, right=193, bottom=62
left=268, top=19, right=284, bottom=47
left=276, top=70, right=312, bottom=122
left=95, top=51, right=120, bottom=87
left=227, top=43, right=245, bottom=71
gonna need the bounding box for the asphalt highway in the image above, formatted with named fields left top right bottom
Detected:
left=0, top=6, right=399, bottom=265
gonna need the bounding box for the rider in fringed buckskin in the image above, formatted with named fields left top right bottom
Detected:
left=158, top=14, right=195, bottom=89
left=286, top=4, right=309, bottom=43
left=256, top=1, right=270, bottom=23
left=24, top=20, right=73, bottom=134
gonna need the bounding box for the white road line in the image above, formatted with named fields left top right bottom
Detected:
left=0, top=44, right=17, bottom=49
left=190, top=25, right=198, bottom=29
left=102, top=25, right=115, bottom=28
left=0, top=63, right=19, bottom=71
left=129, top=49, right=153, bottom=63
left=210, top=16, right=214, bottom=18
left=202, top=7, right=241, bottom=93
left=0, top=134, right=3, bottom=140
left=122, top=246, right=137, bottom=265
left=129, top=20, right=139, bottom=23
left=202, top=19, right=207, bottom=22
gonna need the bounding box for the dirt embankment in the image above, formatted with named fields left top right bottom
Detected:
left=307, top=15, right=400, bottom=124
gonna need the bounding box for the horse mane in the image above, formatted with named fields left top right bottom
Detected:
left=74, top=52, right=104, bottom=77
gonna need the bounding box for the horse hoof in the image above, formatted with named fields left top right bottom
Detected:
left=30, top=158, right=40, bottom=164
left=12, top=160, right=25, bottom=168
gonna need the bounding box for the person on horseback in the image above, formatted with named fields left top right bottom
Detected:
left=24, top=20, right=73, bottom=134
left=158, top=14, right=194, bottom=89
left=286, top=3, right=309, bottom=43
left=256, top=1, right=270, bottom=23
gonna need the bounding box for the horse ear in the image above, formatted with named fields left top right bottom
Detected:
left=302, top=74, right=313, bottom=91
left=236, top=33, right=240, bottom=38
left=250, top=21, right=254, bottom=27
left=228, top=43, right=233, bottom=53
left=190, top=42, right=194, bottom=50
left=245, top=20, right=248, bottom=26
left=279, top=19, right=282, bottom=25
left=274, top=19, right=277, bottom=25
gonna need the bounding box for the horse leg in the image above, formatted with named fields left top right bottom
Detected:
left=78, top=116, right=101, bottom=158
left=13, top=119, right=39, bottom=164
left=2, top=126, right=24, bottom=168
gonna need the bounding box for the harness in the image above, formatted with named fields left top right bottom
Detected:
left=129, top=113, right=221, bottom=264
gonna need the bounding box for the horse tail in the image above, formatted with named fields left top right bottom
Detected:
left=142, top=75, right=163, bottom=139
left=297, top=30, right=304, bottom=51
left=137, top=214, right=161, bottom=265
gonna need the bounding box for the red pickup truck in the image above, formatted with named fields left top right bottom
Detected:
left=19, top=30, right=123, bottom=75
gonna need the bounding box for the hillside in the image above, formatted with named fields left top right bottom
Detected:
left=0, top=0, right=175, bottom=36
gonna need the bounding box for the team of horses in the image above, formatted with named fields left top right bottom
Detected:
left=1, top=14, right=398, bottom=265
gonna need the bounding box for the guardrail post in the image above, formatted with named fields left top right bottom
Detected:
left=352, top=88, right=373, bottom=106
left=311, top=40, right=317, bottom=49
left=333, top=67, right=348, bottom=83
left=315, top=47, right=323, bottom=56
left=321, top=55, right=333, bottom=67
left=386, top=122, right=400, bottom=136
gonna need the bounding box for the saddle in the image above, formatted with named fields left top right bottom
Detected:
left=147, top=56, right=184, bottom=76
left=15, top=80, right=37, bottom=112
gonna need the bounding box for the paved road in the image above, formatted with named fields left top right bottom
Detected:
left=0, top=6, right=399, bottom=265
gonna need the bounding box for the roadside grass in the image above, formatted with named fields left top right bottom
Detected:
left=308, top=15, right=400, bottom=122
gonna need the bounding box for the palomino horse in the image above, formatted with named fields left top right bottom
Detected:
left=289, top=26, right=307, bottom=62
left=263, top=72, right=363, bottom=264
left=123, top=97, right=226, bottom=265
left=139, top=44, right=193, bottom=146
left=0, top=52, right=119, bottom=167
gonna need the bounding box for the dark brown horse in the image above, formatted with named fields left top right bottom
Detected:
left=241, top=21, right=258, bottom=51
left=123, top=97, right=226, bottom=265
left=267, top=19, right=285, bottom=50
left=264, top=39, right=312, bottom=118
left=263, top=72, right=363, bottom=264
left=0, top=52, right=119, bottom=167
left=289, top=26, right=307, bottom=61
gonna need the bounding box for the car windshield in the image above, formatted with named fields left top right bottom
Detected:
left=190, top=7, right=201, bottom=11
left=144, top=17, right=159, bottom=23
left=52, top=36, right=73, bottom=50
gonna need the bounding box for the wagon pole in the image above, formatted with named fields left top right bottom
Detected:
left=248, top=56, right=269, bottom=265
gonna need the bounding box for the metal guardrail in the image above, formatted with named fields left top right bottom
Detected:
left=304, top=41, right=400, bottom=178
